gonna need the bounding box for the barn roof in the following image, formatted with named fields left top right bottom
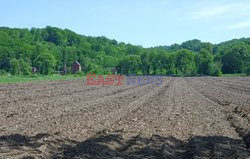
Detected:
left=74, top=61, right=81, bottom=66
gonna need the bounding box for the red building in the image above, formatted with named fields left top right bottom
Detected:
left=71, top=61, right=82, bottom=74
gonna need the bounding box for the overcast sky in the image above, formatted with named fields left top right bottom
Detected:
left=1, top=0, right=250, bottom=47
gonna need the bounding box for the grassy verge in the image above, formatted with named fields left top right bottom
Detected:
left=0, top=74, right=85, bottom=84
left=0, top=73, right=248, bottom=84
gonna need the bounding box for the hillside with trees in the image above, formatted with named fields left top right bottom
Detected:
left=0, top=26, right=250, bottom=76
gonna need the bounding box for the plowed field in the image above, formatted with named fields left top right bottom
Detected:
left=0, top=77, right=249, bottom=158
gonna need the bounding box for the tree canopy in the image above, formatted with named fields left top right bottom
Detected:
left=0, top=26, right=249, bottom=76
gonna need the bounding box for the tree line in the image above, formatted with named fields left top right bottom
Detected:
left=0, top=26, right=250, bottom=76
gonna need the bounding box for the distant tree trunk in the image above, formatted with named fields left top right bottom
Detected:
left=63, top=51, right=67, bottom=75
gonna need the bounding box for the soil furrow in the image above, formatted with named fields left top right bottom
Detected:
left=0, top=77, right=249, bottom=158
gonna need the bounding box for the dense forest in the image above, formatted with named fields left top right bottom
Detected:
left=0, top=26, right=250, bottom=76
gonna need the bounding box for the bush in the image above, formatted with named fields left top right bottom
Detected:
left=0, top=70, right=7, bottom=75
left=86, top=63, right=102, bottom=74
left=75, top=71, right=85, bottom=76
left=10, top=59, right=20, bottom=75
left=103, top=70, right=112, bottom=75
left=245, top=66, right=250, bottom=76
left=212, top=68, right=222, bottom=76
left=209, top=63, right=222, bottom=76
left=19, top=59, right=31, bottom=75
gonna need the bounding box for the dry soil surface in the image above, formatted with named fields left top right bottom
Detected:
left=0, top=77, right=249, bottom=159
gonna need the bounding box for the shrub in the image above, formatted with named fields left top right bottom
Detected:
left=10, top=58, right=20, bottom=75
left=19, top=59, right=31, bottom=75
left=245, top=65, right=250, bottom=76
left=0, top=70, right=7, bottom=75
left=75, top=71, right=85, bottom=76
left=103, top=70, right=112, bottom=75
left=209, top=63, right=222, bottom=76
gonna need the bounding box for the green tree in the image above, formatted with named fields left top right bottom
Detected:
left=140, top=52, right=150, bottom=75
left=43, top=26, right=66, bottom=45
left=201, top=42, right=213, bottom=53
left=162, top=53, right=176, bottom=75
left=10, top=58, right=20, bottom=75
left=245, top=65, right=250, bottom=76
left=181, top=39, right=202, bottom=52
left=19, top=59, right=31, bottom=75
left=209, top=63, right=222, bottom=76
left=222, top=44, right=249, bottom=73
left=176, top=49, right=196, bottom=75
left=117, top=55, right=140, bottom=74
left=149, top=51, right=160, bottom=74
left=35, top=53, right=56, bottom=75
left=195, top=49, right=213, bottom=75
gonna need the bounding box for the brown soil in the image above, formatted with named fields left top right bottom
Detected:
left=0, top=77, right=249, bottom=158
